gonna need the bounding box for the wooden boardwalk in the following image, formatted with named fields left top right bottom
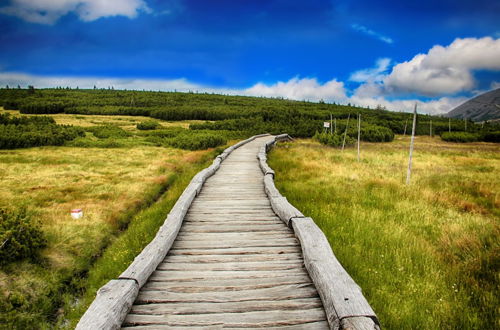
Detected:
left=122, top=136, right=329, bottom=328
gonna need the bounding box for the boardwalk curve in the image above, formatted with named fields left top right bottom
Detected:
left=77, top=134, right=379, bottom=330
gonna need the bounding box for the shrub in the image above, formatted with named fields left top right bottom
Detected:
left=441, top=132, right=480, bottom=143
left=0, top=114, right=85, bottom=149
left=314, top=131, right=355, bottom=147
left=137, top=120, right=160, bottom=130
left=0, top=208, right=46, bottom=265
left=482, top=131, right=500, bottom=143
left=359, top=125, right=394, bottom=142
left=168, top=131, right=227, bottom=150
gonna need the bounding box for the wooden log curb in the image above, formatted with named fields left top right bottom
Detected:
left=76, top=134, right=270, bottom=330
left=262, top=134, right=380, bottom=330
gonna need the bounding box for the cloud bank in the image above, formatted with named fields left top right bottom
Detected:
left=0, top=37, right=498, bottom=115
left=0, top=0, right=151, bottom=24
left=383, top=37, right=500, bottom=96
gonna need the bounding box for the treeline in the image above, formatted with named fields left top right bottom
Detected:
left=1, top=88, right=499, bottom=141
left=0, top=114, right=84, bottom=149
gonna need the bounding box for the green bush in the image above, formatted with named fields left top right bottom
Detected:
left=0, top=114, right=84, bottom=149
left=482, top=131, right=500, bottom=143
left=137, top=120, right=159, bottom=130
left=441, top=132, right=480, bottom=143
left=0, top=208, right=46, bottom=265
left=168, top=131, right=227, bottom=150
left=314, top=131, right=355, bottom=147
left=359, top=125, right=394, bottom=142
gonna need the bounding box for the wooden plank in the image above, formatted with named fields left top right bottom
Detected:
left=122, top=321, right=329, bottom=330
left=76, top=279, right=138, bottom=330
left=124, top=309, right=327, bottom=327
left=172, top=239, right=299, bottom=249
left=156, top=261, right=304, bottom=272
left=129, top=298, right=323, bottom=315
left=135, top=284, right=320, bottom=304
left=166, top=246, right=301, bottom=255
left=143, top=274, right=312, bottom=288
left=164, top=253, right=303, bottom=263
left=147, top=269, right=308, bottom=282
left=176, top=232, right=295, bottom=240
left=340, top=316, right=380, bottom=330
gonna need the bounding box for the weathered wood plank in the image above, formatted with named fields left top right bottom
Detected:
left=166, top=245, right=301, bottom=256
left=147, top=269, right=308, bottom=282
left=172, top=239, right=299, bottom=249
left=163, top=253, right=303, bottom=263
left=124, top=309, right=326, bottom=327
left=129, top=298, right=323, bottom=315
left=122, top=321, right=329, bottom=330
left=76, top=279, right=138, bottom=330
left=143, top=275, right=312, bottom=289
left=156, top=260, right=304, bottom=272
left=340, top=316, right=381, bottom=330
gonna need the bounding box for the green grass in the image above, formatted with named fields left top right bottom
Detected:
left=268, top=136, right=499, bottom=329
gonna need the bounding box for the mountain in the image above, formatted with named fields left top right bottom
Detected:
left=446, top=88, right=500, bottom=122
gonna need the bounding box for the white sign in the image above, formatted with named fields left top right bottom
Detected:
left=71, top=209, right=83, bottom=219
left=323, top=122, right=330, bottom=128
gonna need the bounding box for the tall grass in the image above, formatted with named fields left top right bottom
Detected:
left=268, top=136, right=499, bottom=329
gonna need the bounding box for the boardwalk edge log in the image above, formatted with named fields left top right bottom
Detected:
left=76, top=133, right=270, bottom=330
left=261, top=135, right=380, bottom=330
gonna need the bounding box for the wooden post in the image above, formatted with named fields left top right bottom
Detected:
left=449, top=118, right=451, bottom=133
left=357, top=114, right=361, bottom=161
left=406, top=103, right=417, bottom=185
left=341, top=114, right=351, bottom=151
left=403, top=119, right=408, bottom=136
left=330, top=114, right=333, bottom=135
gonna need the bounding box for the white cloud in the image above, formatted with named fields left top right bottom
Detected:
left=383, top=37, right=500, bottom=96
left=0, top=0, right=151, bottom=24
left=351, top=24, right=393, bottom=44
left=349, top=58, right=391, bottom=83
left=244, top=77, right=348, bottom=102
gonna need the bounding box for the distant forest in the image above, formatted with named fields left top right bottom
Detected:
left=1, top=87, right=499, bottom=142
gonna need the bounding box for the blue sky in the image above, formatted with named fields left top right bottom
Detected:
left=0, top=0, right=499, bottom=114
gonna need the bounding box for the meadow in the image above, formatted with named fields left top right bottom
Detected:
left=0, top=110, right=221, bottom=328
left=268, top=136, right=499, bottom=329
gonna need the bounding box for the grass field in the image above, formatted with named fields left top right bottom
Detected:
left=269, top=136, right=499, bottom=329
left=2, top=109, right=206, bottom=130
left=0, top=111, right=218, bottom=328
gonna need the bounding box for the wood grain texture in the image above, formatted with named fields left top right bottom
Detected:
left=76, top=279, right=138, bottom=330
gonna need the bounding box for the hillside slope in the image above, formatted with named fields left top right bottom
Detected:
left=446, top=88, right=500, bottom=121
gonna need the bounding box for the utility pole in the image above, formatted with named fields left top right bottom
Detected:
left=357, top=114, right=361, bottom=161
left=342, top=114, right=351, bottom=151
left=403, top=119, right=408, bottom=136
left=406, top=103, right=418, bottom=185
